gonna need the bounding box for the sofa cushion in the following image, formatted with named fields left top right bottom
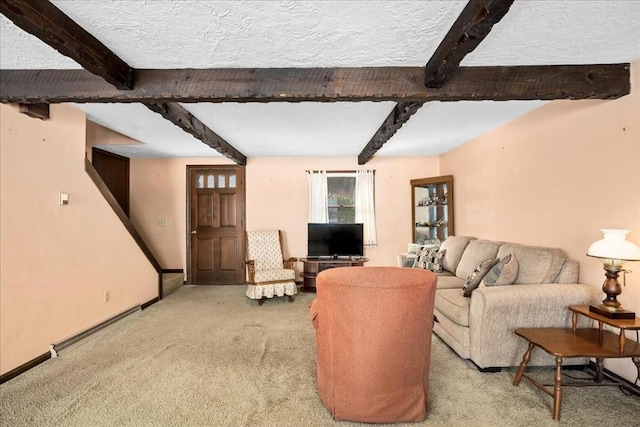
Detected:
left=413, top=248, right=445, bottom=272
left=435, top=274, right=464, bottom=290
left=555, top=259, right=579, bottom=283
left=435, top=288, right=471, bottom=327
left=496, top=243, right=565, bottom=260
left=439, top=236, right=475, bottom=274
left=455, top=240, right=502, bottom=280
left=482, top=253, right=519, bottom=287
left=433, top=308, right=470, bottom=358
left=515, top=255, right=566, bottom=284
left=496, top=243, right=567, bottom=284
left=462, top=258, right=499, bottom=297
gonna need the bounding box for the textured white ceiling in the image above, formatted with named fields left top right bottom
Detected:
left=2, top=1, right=639, bottom=159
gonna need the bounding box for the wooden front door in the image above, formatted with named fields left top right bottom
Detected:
left=187, top=166, right=245, bottom=285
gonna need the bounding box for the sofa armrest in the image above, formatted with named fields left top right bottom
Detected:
left=468, top=283, right=600, bottom=368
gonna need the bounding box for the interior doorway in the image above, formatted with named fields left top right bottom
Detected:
left=186, top=165, right=246, bottom=284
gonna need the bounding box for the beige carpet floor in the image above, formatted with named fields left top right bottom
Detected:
left=1, top=285, right=639, bottom=427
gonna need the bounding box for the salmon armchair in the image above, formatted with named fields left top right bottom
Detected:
left=310, top=266, right=437, bottom=423
left=245, top=230, right=297, bottom=305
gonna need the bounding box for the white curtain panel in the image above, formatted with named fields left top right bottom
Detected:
left=356, top=170, right=377, bottom=247
left=307, top=170, right=328, bottom=223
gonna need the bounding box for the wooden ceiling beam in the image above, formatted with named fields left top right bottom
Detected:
left=1, top=64, right=629, bottom=104
left=0, top=0, right=134, bottom=90
left=19, top=103, right=50, bottom=120
left=144, top=102, right=247, bottom=165
left=358, top=0, right=515, bottom=164
left=425, top=0, right=515, bottom=88
left=357, top=102, right=423, bottom=165
left=1, top=0, right=247, bottom=164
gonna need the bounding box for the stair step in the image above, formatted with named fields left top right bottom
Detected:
left=162, top=272, right=184, bottom=297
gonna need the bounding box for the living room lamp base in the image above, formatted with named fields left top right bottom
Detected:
left=588, top=304, right=636, bottom=320
left=588, top=268, right=635, bottom=319
left=586, top=229, right=640, bottom=321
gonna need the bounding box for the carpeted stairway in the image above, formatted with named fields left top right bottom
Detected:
left=162, top=272, right=185, bottom=297
left=0, top=285, right=638, bottom=427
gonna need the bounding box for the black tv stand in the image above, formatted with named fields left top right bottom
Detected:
left=300, top=257, right=368, bottom=292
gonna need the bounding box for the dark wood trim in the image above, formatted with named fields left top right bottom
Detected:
left=0, top=0, right=134, bottom=90
left=424, top=0, right=515, bottom=88
left=141, top=297, right=160, bottom=310
left=358, top=101, right=423, bottom=165
left=0, top=304, right=146, bottom=383
left=162, top=268, right=184, bottom=274
left=0, top=352, right=50, bottom=384
left=51, top=306, right=140, bottom=355
left=144, top=102, right=246, bottom=165
left=85, top=158, right=162, bottom=273
left=19, top=103, right=49, bottom=120
left=1, top=64, right=630, bottom=104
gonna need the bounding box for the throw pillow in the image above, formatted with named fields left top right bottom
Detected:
left=427, top=249, right=446, bottom=272
left=462, top=258, right=499, bottom=297
left=482, top=253, right=519, bottom=287
left=413, top=248, right=446, bottom=273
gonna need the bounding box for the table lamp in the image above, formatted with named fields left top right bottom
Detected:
left=587, top=229, right=640, bottom=319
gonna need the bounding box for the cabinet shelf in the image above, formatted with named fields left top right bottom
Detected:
left=410, top=175, right=454, bottom=244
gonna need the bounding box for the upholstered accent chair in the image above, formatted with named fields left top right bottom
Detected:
left=310, top=266, right=437, bottom=423
left=245, top=230, right=297, bottom=305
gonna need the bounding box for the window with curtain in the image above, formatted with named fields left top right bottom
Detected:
left=307, top=170, right=377, bottom=246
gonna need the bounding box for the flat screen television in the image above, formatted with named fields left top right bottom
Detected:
left=307, top=223, right=364, bottom=258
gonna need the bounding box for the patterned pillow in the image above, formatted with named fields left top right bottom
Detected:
left=463, top=258, right=499, bottom=297
left=413, top=248, right=446, bottom=273
left=482, top=253, right=519, bottom=287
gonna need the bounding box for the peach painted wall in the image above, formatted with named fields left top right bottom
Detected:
left=245, top=156, right=440, bottom=267
left=440, top=60, right=640, bottom=382
left=0, top=104, right=158, bottom=375
left=129, top=156, right=440, bottom=278
left=85, top=120, right=142, bottom=161
left=129, top=157, right=235, bottom=272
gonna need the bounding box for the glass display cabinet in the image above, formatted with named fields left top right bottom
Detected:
left=410, top=175, right=454, bottom=245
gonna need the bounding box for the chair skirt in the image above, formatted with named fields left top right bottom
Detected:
left=246, top=281, right=297, bottom=300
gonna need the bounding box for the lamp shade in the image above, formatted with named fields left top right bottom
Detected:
left=587, top=229, right=640, bottom=261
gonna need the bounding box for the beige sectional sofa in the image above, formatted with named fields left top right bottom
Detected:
left=427, top=236, right=600, bottom=370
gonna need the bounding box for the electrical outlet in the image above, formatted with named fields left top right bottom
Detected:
left=103, top=290, right=110, bottom=303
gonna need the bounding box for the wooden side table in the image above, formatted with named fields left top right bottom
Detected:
left=569, top=305, right=640, bottom=352
left=513, top=306, right=640, bottom=420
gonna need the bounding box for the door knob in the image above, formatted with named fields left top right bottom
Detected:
left=191, top=230, right=197, bottom=235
